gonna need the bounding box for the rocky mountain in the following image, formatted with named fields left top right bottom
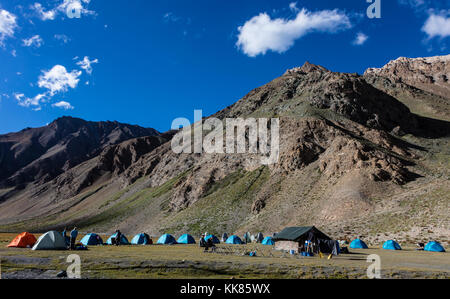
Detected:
left=365, top=55, right=450, bottom=100
left=364, top=55, right=450, bottom=121
left=0, top=117, right=159, bottom=188
left=0, top=56, right=448, bottom=247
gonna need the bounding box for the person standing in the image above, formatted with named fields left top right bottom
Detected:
left=115, top=230, right=122, bottom=246
left=70, top=227, right=78, bottom=250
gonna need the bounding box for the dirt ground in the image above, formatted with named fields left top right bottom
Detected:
left=0, top=233, right=448, bottom=279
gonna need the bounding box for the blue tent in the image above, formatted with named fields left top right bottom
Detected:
left=131, top=233, right=152, bottom=245
left=106, top=233, right=129, bottom=245
left=177, top=234, right=196, bottom=244
left=350, top=239, right=368, bottom=249
left=80, top=233, right=103, bottom=246
left=225, top=235, right=243, bottom=244
left=157, top=234, right=177, bottom=245
left=382, top=240, right=401, bottom=250
left=424, top=241, right=445, bottom=252
left=261, top=236, right=275, bottom=245
left=205, top=234, right=220, bottom=244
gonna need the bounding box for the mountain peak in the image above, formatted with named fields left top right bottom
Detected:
left=284, top=61, right=330, bottom=76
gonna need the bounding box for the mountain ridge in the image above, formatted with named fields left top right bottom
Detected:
left=0, top=55, right=448, bottom=247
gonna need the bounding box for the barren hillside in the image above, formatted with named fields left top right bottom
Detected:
left=0, top=56, right=448, bottom=247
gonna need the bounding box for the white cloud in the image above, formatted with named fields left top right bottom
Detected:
left=22, top=35, right=44, bottom=47
left=52, top=101, right=74, bottom=110
left=31, top=0, right=95, bottom=21
left=11, top=49, right=17, bottom=57
left=289, top=2, right=300, bottom=13
left=14, top=92, right=45, bottom=108
left=38, top=65, right=81, bottom=96
left=163, top=12, right=179, bottom=23
left=422, top=11, right=450, bottom=39
left=353, top=32, right=368, bottom=45
left=54, top=34, right=70, bottom=44
left=236, top=7, right=351, bottom=57
left=31, top=3, right=56, bottom=20
left=0, top=9, right=17, bottom=45
left=13, top=64, right=83, bottom=110
left=76, top=56, right=99, bottom=75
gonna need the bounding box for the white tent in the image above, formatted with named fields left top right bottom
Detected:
left=32, top=231, right=67, bottom=250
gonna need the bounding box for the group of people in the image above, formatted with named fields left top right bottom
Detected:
left=199, top=233, right=216, bottom=252
left=62, top=227, right=78, bottom=250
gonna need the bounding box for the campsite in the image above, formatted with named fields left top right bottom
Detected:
left=1, top=231, right=448, bottom=279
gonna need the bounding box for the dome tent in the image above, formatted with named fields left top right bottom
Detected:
left=131, top=233, right=152, bottom=245
left=350, top=239, right=368, bottom=249
left=7, top=232, right=37, bottom=248
left=80, top=233, right=103, bottom=246
left=205, top=234, right=220, bottom=244
left=157, top=234, right=177, bottom=245
left=106, top=232, right=129, bottom=245
left=32, top=231, right=67, bottom=250
left=382, top=240, right=402, bottom=250
left=177, top=234, right=196, bottom=244
left=225, top=235, right=243, bottom=244
left=261, top=236, right=275, bottom=245
left=424, top=241, right=445, bottom=252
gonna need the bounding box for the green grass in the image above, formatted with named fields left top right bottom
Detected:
left=1, top=233, right=448, bottom=279
left=161, top=166, right=270, bottom=236
left=75, top=170, right=191, bottom=230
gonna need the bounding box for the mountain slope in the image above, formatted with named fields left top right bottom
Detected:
left=364, top=55, right=450, bottom=121
left=0, top=116, right=159, bottom=188
left=0, top=57, right=448, bottom=247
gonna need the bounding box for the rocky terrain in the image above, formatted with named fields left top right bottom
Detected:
left=0, top=55, right=448, bottom=247
left=365, top=55, right=450, bottom=121
left=0, top=117, right=159, bottom=188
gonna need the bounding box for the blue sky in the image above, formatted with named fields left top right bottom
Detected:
left=0, top=0, right=449, bottom=134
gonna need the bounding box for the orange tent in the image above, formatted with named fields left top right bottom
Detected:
left=7, top=232, right=37, bottom=248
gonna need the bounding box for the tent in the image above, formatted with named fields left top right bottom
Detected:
left=80, top=233, right=103, bottom=246
left=106, top=233, right=130, bottom=245
left=177, top=234, right=196, bottom=244
left=205, top=234, right=220, bottom=244
left=424, top=241, right=445, bottom=252
left=274, top=226, right=336, bottom=254
left=274, top=226, right=332, bottom=242
left=261, top=236, right=275, bottom=245
left=157, top=234, right=177, bottom=245
left=225, top=235, right=243, bottom=244
left=382, top=240, right=402, bottom=250
left=7, top=232, right=37, bottom=248
left=256, top=232, right=264, bottom=243
left=32, top=231, right=67, bottom=250
left=243, top=232, right=251, bottom=244
left=131, top=233, right=152, bottom=245
left=350, top=239, right=368, bottom=249
left=221, top=233, right=228, bottom=242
